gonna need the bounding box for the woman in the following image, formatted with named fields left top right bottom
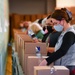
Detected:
left=39, top=8, right=75, bottom=75
left=29, top=22, right=44, bottom=42
left=45, top=16, right=61, bottom=55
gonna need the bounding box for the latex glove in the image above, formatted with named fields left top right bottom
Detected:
left=39, top=59, right=47, bottom=66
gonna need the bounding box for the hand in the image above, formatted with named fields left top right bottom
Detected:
left=46, top=47, right=54, bottom=53
left=33, top=38, right=39, bottom=43
left=46, top=47, right=49, bottom=52
left=39, top=59, right=47, bottom=66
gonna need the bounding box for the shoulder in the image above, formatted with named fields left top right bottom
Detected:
left=63, top=31, right=75, bottom=41
left=64, top=31, right=75, bottom=37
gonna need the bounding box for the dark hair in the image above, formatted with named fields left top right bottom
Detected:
left=38, top=18, right=43, bottom=24
left=51, top=8, right=72, bottom=23
left=61, top=8, right=72, bottom=21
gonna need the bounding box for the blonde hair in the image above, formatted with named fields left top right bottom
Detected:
left=30, top=23, right=42, bottom=34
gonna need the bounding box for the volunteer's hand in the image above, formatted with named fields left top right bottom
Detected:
left=39, top=59, right=47, bottom=66
left=33, top=38, right=39, bottom=43
left=46, top=47, right=54, bottom=53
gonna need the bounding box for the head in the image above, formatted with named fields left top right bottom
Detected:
left=19, top=21, right=24, bottom=28
left=30, top=23, right=42, bottom=34
left=45, top=15, right=55, bottom=31
left=46, top=15, right=53, bottom=26
left=23, top=21, right=31, bottom=29
left=49, top=8, right=72, bottom=32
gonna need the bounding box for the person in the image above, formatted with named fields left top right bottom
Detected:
left=19, top=21, right=31, bottom=32
left=39, top=8, right=75, bottom=75
left=43, top=15, right=61, bottom=56
left=41, top=15, right=54, bottom=42
left=29, top=22, right=44, bottom=42
left=19, top=21, right=24, bottom=29
left=23, top=21, right=31, bottom=29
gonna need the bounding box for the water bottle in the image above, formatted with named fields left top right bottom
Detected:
left=35, top=46, right=42, bottom=64
left=35, top=46, right=41, bottom=58
left=50, top=67, right=56, bottom=74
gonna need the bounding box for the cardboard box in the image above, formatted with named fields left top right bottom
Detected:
left=23, top=43, right=47, bottom=75
left=24, top=43, right=47, bottom=54
left=13, top=29, right=26, bottom=52
left=14, top=33, right=47, bottom=75
left=17, top=34, right=33, bottom=62
left=27, top=56, right=49, bottom=75
left=15, top=34, right=32, bottom=62
left=34, top=66, right=69, bottom=75
left=16, top=35, right=33, bottom=70
left=18, top=34, right=33, bottom=42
